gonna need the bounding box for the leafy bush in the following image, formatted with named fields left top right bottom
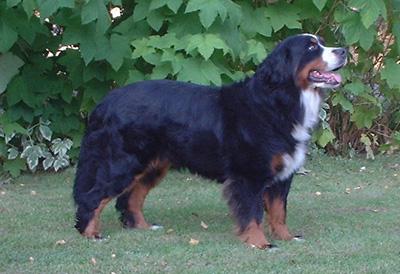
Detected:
left=0, top=0, right=399, bottom=177
left=0, top=118, right=73, bottom=177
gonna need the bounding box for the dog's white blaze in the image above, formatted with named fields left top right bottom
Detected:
left=321, top=46, right=342, bottom=71
left=277, top=89, right=321, bottom=181
left=302, top=33, right=341, bottom=71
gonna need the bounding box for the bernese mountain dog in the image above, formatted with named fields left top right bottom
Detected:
left=73, top=34, right=347, bottom=249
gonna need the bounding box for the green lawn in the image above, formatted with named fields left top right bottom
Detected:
left=1, top=154, right=399, bottom=273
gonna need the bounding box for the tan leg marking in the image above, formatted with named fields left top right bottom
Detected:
left=238, top=220, right=270, bottom=249
left=127, top=159, right=170, bottom=229
left=82, top=198, right=111, bottom=238
left=264, top=193, right=293, bottom=240
left=128, top=183, right=152, bottom=229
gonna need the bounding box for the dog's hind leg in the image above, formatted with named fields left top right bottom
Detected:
left=116, top=158, right=170, bottom=229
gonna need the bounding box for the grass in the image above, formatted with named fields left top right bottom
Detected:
left=0, top=154, right=399, bottom=273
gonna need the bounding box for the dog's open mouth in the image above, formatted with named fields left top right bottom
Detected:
left=308, top=70, right=342, bottom=86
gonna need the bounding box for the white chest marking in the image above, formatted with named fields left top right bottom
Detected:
left=276, top=89, right=321, bottom=181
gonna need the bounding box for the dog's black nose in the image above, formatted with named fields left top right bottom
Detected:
left=333, top=48, right=347, bottom=57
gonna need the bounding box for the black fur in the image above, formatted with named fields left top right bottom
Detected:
left=73, top=34, right=340, bottom=237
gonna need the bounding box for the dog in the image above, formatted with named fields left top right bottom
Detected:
left=73, top=33, right=347, bottom=249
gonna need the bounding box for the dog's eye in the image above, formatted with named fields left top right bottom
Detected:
left=308, top=43, right=318, bottom=51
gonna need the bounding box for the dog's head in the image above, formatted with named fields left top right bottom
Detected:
left=257, top=34, right=347, bottom=90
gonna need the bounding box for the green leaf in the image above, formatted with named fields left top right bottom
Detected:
left=53, top=155, right=70, bottom=171
left=142, top=52, right=162, bottom=66
left=339, top=12, right=376, bottom=50
left=351, top=106, right=378, bottom=128
left=177, top=58, right=208, bottom=84
left=43, top=155, right=55, bottom=170
left=6, top=0, right=21, bottom=8
left=185, top=34, right=230, bottom=60
left=125, top=69, right=145, bottom=85
left=200, top=60, right=221, bottom=85
left=149, top=0, right=182, bottom=13
left=82, top=80, right=108, bottom=107
left=106, top=34, right=131, bottom=71
left=2, top=120, right=27, bottom=135
left=147, top=10, right=164, bottom=31
left=0, top=53, right=24, bottom=94
left=150, top=64, right=171, bottom=79
left=60, top=84, right=73, bottom=103
left=265, top=3, right=301, bottom=32
left=149, top=0, right=167, bottom=10
left=0, top=18, right=18, bottom=53
left=131, top=38, right=156, bottom=59
left=7, top=147, right=19, bottom=160
left=39, top=125, right=53, bottom=141
left=63, top=23, right=111, bottom=64
left=312, top=0, right=328, bottom=11
left=392, top=20, right=400, bottom=54
left=381, top=59, right=400, bottom=89
left=168, top=13, right=203, bottom=36
left=81, top=0, right=98, bottom=24
left=343, top=81, right=365, bottom=96
left=3, top=158, right=26, bottom=177
left=36, top=0, right=74, bottom=22
left=349, top=0, right=386, bottom=29
left=225, top=0, right=242, bottom=26
left=81, top=0, right=111, bottom=33
left=51, top=138, right=73, bottom=157
left=242, top=39, right=267, bottom=64
left=161, top=49, right=184, bottom=74
left=316, top=127, right=336, bottom=147
left=6, top=76, right=39, bottom=108
left=21, top=145, right=44, bottom=170
left=185, top=0, right=228, bottom=28
left=358, top=28, right=375, bottom=50
left=22, top=0, right=36, bottom=18
left=133, top=0, right=150, bottom=22
left=167, top=0, right=183, bottom=13
left=332, top=93, right=353, bottom=112
left=339, top=13, right=362, bottom=45
left=240, top=5, right=272, bottom=37
left=148, top=33, right=179, bottom=49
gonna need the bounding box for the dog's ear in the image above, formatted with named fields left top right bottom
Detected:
left=254, top=43, right=294, bottom=86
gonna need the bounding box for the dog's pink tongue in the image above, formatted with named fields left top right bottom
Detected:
left=332, top=73, right=342, bottom=83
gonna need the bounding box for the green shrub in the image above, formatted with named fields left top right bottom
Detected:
left=0, top=0, right=399, bottom=177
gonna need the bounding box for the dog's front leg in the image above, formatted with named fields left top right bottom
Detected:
left=223, top=178, right=274, bottom=249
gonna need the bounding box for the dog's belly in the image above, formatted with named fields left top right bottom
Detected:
left=166, top=129, right=227, bottom=182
